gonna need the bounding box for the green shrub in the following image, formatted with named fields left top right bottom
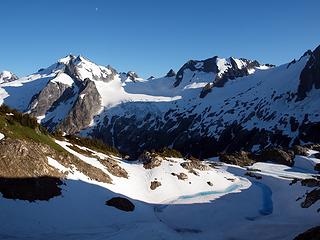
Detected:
left=65, top=135, right=120, bottom=156
left=158, top=147, right=183, bottom=158
left=0, top=104, right=41, bottom=131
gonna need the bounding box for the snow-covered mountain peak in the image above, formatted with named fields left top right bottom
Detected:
left=0, top=70, right=18, bottom=83
left=40, top=54, right=118, bottom=83
left=57, top=54, right=76, bottom=64
left=173, top=55, right=270, bottom=89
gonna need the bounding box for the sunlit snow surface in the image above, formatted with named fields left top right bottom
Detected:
left=0, top=141, right=319, bottom=240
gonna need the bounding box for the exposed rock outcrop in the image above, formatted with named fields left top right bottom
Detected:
left=171, top=172, right=188, bottom=180
left=219, top=151, right=255, bottom=167
left=29, top=74, right=74, bottom=118
left=180, top=157, right=210, bottom=171
left=0, top=138, right=112, bottom=184
left=301, top=179, right=320, bottom=188
left=99, top=157, right=128, bottom=178
left=256, top=148, right=294, bottom=166
left=126, top=71, right=139, bottom=81
left=150, top=180, right=161, bottom=190
left=139, top=151, right=163, bottom=169
left=58, top=79, right=101, bottom=134
left=301, top=188, right=320, bottom=208
left=292, top=145, right=309, bottom=156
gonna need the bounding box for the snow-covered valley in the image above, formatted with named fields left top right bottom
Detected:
left=0, top=137, right=319, bottom=240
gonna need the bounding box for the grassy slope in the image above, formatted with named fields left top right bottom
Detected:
left=0, top=114, right=64, bottom=153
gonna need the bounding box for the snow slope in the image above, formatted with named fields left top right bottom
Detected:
left=55, top=140, right=249, bottom=204
left=0, top=140, right=318, bottom=240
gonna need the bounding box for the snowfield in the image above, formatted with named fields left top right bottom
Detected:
left=0, top=141, right=319, bottom=240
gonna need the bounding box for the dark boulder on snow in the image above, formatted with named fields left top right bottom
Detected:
left=106, top=197, right=135, bottom=212
left=150, top=180, right=161, bottom=190
left=293, top=226, right=320, bottom=240
left=171, top=172, right=188, bottom=180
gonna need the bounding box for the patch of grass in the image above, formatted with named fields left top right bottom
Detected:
left=65, top=135, right=120, bottom=156
left=0, top=105, right=64, bottom=153
left=156, top=147, right=183, bottom=158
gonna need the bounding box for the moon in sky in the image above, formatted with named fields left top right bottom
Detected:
left=95, top=7, right=98, bottom=11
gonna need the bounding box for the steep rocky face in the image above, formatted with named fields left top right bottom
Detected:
left=0, top=70, right=18, bottom=83
left=297, top=45, right=320, bottom=101
left=200, top=58, right=262, bottom=98
left=174, top=56, right=264, bottom=91
left=90, top=113, right=265, bottom=158
left=58, top=79, right=102, bottom=134
left=126, top=71, right=139, bottom=81
left=29, top=73, right=75, bottom=118
left=174, top=56, right=219, bottom=87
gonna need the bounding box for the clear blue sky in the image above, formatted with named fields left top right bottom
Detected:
left=0, top=0, right=320, bottom=78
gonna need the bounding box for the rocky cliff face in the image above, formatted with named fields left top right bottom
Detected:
left=58, top=79, right=102, bottom=134
left=297, top=45, right=320, bottom=101
left=29, top=73, right=74, bottom=118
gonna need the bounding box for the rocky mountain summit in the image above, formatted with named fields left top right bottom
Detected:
left=0, top=70, right=18, bottom=83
